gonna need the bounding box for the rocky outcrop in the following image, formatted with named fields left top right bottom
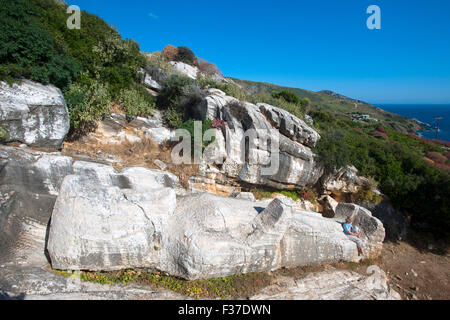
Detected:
left=145, top=127, right=175, bottom=145
left=251, top=267, right=401, bottom=300
left=195, top=89, right=323, bottom=190
left=258, top=103, right=320, bottom=147
left=322, top=165, right=367, bottom=194
left=48, top=177, right=385, bottom=279
left=332, top=203, right=385, bottom=258
left=79, top=112, right=166, bottom=146
left=0, top=80, right=70, bottom=149
left=170, top=61, right=199, bottom=79
left=0, top=266, right=184, bottom=300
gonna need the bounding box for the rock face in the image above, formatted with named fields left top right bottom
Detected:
left=0, top=80, right=70, bottom=149
left=194, top=89, right=323, bottom=190
left=251, top=268, right=401, bottom=300
left=0, top=146, right=189, bottom=299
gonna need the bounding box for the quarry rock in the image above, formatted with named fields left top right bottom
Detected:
left=195, top=89, right=323, bottom=189
left=0, top=80, right=70, bottom=149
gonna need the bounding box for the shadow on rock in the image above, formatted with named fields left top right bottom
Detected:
left=0, top=292, right=26, bottom=300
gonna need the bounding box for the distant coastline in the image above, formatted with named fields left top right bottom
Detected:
left=375, top=104, right=450, bottom=142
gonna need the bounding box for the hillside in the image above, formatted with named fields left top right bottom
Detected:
left=231, top=78, right=424, bottom=133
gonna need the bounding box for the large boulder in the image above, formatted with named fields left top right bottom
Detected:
left=258, top=103, right=320, bottom=147
left=47, top=175, right=177, bottom=271
left=196, top=89, right=323, bottom=190
left=0, top=80, right=70, bottom=149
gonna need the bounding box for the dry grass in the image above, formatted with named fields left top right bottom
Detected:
left=63, top=136, right=199, bottom=189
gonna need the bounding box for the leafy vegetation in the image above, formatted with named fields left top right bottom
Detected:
left=311, top=111, right=450, bottom=237
left=118, top=87, right=155, bottom=118
left=64, top=76, right=111, bottom=128
left=157, top=75, right=202, bottom=127
left=272, top=90, right=300, bottom=104
left=0, top=0, right=148, bottom=130
left=0, top=125, right=6, bottom=139
left=175, top=46, right=197, bottom=66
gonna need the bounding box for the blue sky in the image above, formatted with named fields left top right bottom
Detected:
left=72, top=0, right=450, bottom=104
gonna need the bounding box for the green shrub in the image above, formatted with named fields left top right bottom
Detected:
left=157, top=75, right=202, bottom=127
left=313, top=128, right=352, bottom=171
left=272, top=90, right=300, bottom=104
left=278, top=191, right=300, bottom=201
left=357, top=188, right=382, bottom=205
left=118, top=87, right=155, bottom=118
left=175, top=46, right=197, bottom=65
left=145, top=51, right=174, bottom=75
left=0, top=0, right=81, bottom=88
left=166, top=107, right=184, bottom=128
left=0, top=125, right=7, bottom=139
left=64, top=78, right=111, bottom=128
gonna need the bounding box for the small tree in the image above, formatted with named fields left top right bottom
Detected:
left=162, top=45, right=179, bottom=61
left=198, top=62, right=221, bottom=76
left=175, top=46, right=197, bottom=65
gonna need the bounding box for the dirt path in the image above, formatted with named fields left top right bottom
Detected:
left=378, top=241, right=449, bottom=300
left=337, top=240, right=450, bottom=300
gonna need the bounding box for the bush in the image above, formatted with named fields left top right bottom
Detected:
left=166, top=107, right=184, bottom=128
left=300, top=97, right=311, bottom=108
left=272, top=90, right=300, bottom=104
left=313, top=128, right=352, bottom=171
left=0, top=125, right=7, bottom=139
left=175, top=46, right=197, bottom=65
left=198, top=62, right=221, bottom=76
left=179, top=119, right=215, bottom=150
left=145, top=51, right=173, bottom=76
left=64, top=78, right=111, bottom=128
left=426, top=152, right=447, bottom=164
left=299, top=188, right=318, bottom=203
left=0, top=0, right=81, bottom=88
left=157, top=75, right=202, bottom=127
left=357, top=188, right=382, bottom=204
left=162, top=45, right=178, bottom=61
left=118, top=87, right=155, bottom=118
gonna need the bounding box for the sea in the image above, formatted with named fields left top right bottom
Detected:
left=375, top=104, right=450, bottom=142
